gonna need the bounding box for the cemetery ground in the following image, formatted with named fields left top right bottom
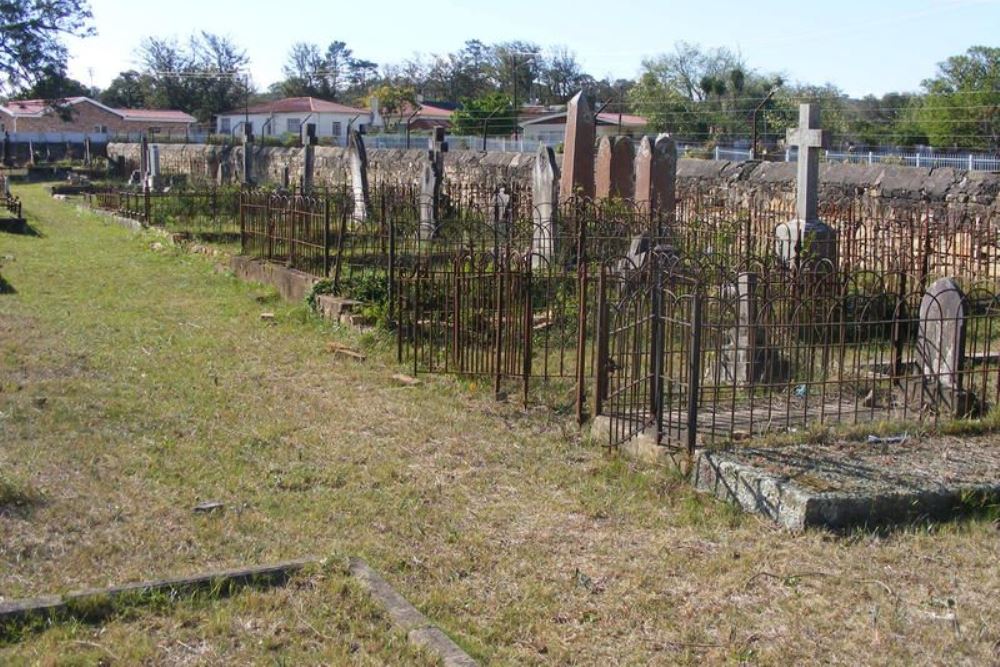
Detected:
left=1, top=183, right=999, bottom=664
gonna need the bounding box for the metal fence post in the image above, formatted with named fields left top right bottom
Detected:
left=323, top=195, right=331, bottom=277
left=650, top=260, right=665, bottom=442
left=593, top=266, right=609, bottom=418
left=686, top=291, right=703, bottom=455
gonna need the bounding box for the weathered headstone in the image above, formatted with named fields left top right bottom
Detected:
left=1, top=132, right=10, bottom=167
left=775, top=104, right=836, bottom=271
left=918, top=277, right=979, bottom=417
left=418, top=127, right=447, bottom=240
left=559, top=91, right=595, bottom=204
left=302, top=123, right=317, bottom=193
left=241, top=124, right=254, bottom=186
left=83, top=137, right=92, bottom=166
left=714, top=273, right=788, bottom=385
left=531, top=143, right=560, bottom=269
left=139, top=134, right=149, bottom=180
left=215, top=161, right=230, bottom=186
left=595, top=136, right=635, bottom=201
left=491, top=185, right=512, bottom=239
left=347, top=130, right=369, bottom=222
left=634, top=134, right=677, bottom=219
left=146, top=144, right=161, bottom=190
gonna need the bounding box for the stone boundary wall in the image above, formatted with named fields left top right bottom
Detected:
left=107, top=142, right=1000, bottom=218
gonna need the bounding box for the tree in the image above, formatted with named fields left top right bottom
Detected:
left=915, top=46, right=1000, bottom=150
left=538, top=47, right=587, bottom=104
left=0, top=0, right=94, bottom=95
left=13, top=64, right=92, bottom=100
left=450, top=92, right=515, bottom=137
left=137, top=32, right=249, bottom=123
left=276, top=40, right=377, bottom=103
left=366, top=82, right=416, bottom=130
left=101, top=70, right=149, bottom=108
left=279, top=42, right=329, bottom=98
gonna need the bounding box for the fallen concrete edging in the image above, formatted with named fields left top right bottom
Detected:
left=2, top=556, right=480, bottom=665
left=349, top=557, right=479, bottom=667
left=0, top=557, right=318, bottom=628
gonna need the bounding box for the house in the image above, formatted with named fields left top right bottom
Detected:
left=0, top=97, right=195, bottom=135
left=215, top=97, right=371, bottom=143
left=518, top=110, right=649, bottom=145
left=373, top=101, right=456, bottom=133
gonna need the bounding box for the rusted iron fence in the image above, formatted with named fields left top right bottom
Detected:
left=88, top=188, right=241, bottom=238
left=3, top=192, right=22, bottom=219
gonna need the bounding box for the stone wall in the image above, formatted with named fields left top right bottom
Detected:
left=107, top=142, right=1000, bottom=218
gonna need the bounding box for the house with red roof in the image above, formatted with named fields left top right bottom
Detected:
left=0, top=97, right=195, bottom=135
left=215, top=97, right=372, bottom=143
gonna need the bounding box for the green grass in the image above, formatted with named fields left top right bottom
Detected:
left=2, top=184, right=1000, bottom=664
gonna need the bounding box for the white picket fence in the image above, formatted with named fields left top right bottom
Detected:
left=707, top=145, right=1000, bottom=172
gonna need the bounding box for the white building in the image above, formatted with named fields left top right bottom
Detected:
left=215, top=97, right=372, bottom=143
left=518, top=111, right=649, bottom=146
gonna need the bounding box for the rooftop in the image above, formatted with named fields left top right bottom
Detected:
left=230, top=97, right=368, bottom=116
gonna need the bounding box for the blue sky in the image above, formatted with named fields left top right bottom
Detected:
left=66, top=0, right=999, bottom=98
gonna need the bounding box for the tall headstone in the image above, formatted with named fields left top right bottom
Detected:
left=302, top=123, right=317, bottom=193
left=775, top=104, right=836, bottom=270
left=595, top=136, right=635, bottom=201
left=558, top=91, right=595, bottom=204
left=531, top=143, right=560, bottom=269
left=139, top=134, right=149, bottom=181
left=634, top=134, right=677, bottom=219
left=918, top=277, right=979, bottom=417
left=241, top=124, right=254, bottom=186
left=347, top=130, right=370, bottom=222
left=419, top=127, right=447, bottom=240
left=83, top=137, right=92, bottom=167
left=1, top=132, right=10, bottom=167
left=146, top=144, right=161, bottom=190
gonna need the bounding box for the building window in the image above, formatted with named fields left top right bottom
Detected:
left=93, top=124, right=108, bottom=133
left=286, top=118, right=301, bottom=134
left=148, top=127, right=161, bottom=134
left=332, top=121, right=342, bottom=136
left=220, top=117, right=231, bottom=133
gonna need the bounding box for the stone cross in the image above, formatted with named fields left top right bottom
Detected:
left=775, top=103, right=836, bottom=270
left=595, top=136, right=635, bottom=201
left=634, top=134, right=677, bottom=220
left=531, top=143, right=560, bottom=269
left=559, top=91, right=595, bottom=204
left=347, top=130, right=370, bottom=222
left=918, top=277, right=978, bottom=417
left=419, top=127, right=447, bottom=240
left=302, top=122, right=317, bottom=193
left=787, top=103, right=826, bottom=224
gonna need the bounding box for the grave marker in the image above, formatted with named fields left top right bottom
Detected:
left=302, top=123, right=317, bottom=193
left=491, top=185, right=512, bottom=239
left=419, top=127, right=447, bottom=240
left=559, top=91, right=595, bottom=204
left=347, top=130, right=370, bottom=222
left=775, top=104, right=837, bottom=271
left=634, top=134, right=677, bottom=219
left=532, top=143, right=560, bottom=269
left=918, top=277, right=979, bottom=417
left=714, top=273, right=788, bottom=385
left=241, top=124, right=254, bottom=185
left=595, top=136, right=635, bottom=201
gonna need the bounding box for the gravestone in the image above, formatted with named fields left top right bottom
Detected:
left=27, top=140, right=35, bottom=166
left=714, top=272, right=789, bottom=385
left=1, top=132, right=10, bottom=167
left=347, top=130, right=370, bottom=222
left=83, top=137, right=92, bottom=166
left=216, top=161, right=230, bottom=186
left=139, top=134, right=149, bottom=180
left=241, top=125, right=254, bottom=185
left=302, top=123, right=317, bottom=193
left=419, top=127, right=447, bottom=240
left=634, top=134, right=677, bottom=219
left=146, top=144, right=161, bottom=190
left=281, top=165, right=290, bottom=190
left=559, top=91, right=595, bottom=204
left=595, top=136, right=635, bottom=201
left=775, top=104, right=837, bottom=271
left=531, top=143, right=560, bottom=269
left=918, top=277, right=979, bottom=417
left=491, top=185, right=512, bottom=240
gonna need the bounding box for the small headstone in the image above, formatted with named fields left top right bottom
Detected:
left=347, top=130, right=370, bottom=222
left=559, top=91, right=595, bottom=204
left=918, top=277, right=979, bottom=417
left=531, top=143, right=560, bottom=269
left=491, top=186, right=512, bottom=239
left=715, top=273, right=789, bottom=385
left=634, top=134, right=677, bottom=219
left=595, top=136, right=635, bottom=201
left=146, top=144, right=161, bottom=190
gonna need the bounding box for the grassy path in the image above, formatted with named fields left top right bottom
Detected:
left=1, top=184, right=998, bottom=664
